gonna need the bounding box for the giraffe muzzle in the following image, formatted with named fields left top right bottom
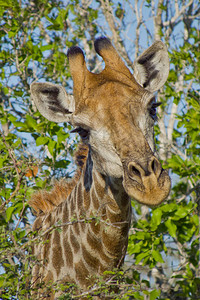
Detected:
left=123, top=157, right=171, bottom=206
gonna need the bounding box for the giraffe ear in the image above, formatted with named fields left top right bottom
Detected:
left=30, top=82, right=75, bottom=123
left=134, top=41, right=169, bottom=92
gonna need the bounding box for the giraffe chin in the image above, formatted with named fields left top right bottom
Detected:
left=123, top=169, right=171, bottom=206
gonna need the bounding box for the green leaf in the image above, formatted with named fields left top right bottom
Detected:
left=6, top=206, right=15, bottom=222
left=40, top=44, right=54, bottom=51
left=0, top=275, right=4, bottom=287
left=173, top=207, right=188, bottom=220
left=135, top=251, right=149, bottom=264
left=132, top=292, right=144, bottom=300
left=129, top=241, right=143, bottom=254
left=25, top=115, right=38, bottom=130
left=165, top=218, right=177, bottom=238
left=36, top=136, right=49, bottom=146
left=54, top=159, right=70, bottom=169
left=47, top=140, right=56, bottom=156
left=152, top=249, right=164, bottom=263
left=57, top=129, right=69, bottom=143
left=18, top=229, right=26, bottom=239
left=151, top=208, right=162, bottom=230
left=150, top=289, right=161, bottom=300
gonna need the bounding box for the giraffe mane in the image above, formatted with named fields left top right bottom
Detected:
left=29, top=143, right=89, bottom=215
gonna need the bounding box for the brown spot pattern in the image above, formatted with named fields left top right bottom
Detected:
left=75, top=260, right=91, bottom=287
left=70, top=228, right=80, bottom=253
left=82, top=244, right=100, bottom=271
left=63, top=235, right=73, bottom=268
left=52, top=230, right=64, bottom=276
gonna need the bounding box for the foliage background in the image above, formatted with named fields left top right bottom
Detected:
left=0, top=0, right=199, bottom=299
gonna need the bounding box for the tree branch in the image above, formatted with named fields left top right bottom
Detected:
left=99, top=0, right=133, bottom=68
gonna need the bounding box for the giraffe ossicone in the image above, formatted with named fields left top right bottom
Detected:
left=30, top=37, right=171, bottom=298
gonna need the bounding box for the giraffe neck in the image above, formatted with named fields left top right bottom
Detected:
left=32, top=145, right=132, bottom=291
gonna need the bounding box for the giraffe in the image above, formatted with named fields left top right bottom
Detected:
left=29, top=37, right=171, bottom=298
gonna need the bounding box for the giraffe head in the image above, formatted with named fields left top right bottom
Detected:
left=31, top=37, right=171, bottom=206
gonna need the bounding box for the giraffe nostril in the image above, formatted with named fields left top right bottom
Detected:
left=128, top=162, right=141, bottom=179
left=150, top=157, right=162, bottom=177
left=151, top=159, right=156, bottom=173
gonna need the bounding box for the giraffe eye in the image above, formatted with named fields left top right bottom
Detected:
left=149, top=102, right=161, bottom=121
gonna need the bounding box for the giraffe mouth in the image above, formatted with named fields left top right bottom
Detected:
left=122, top=159, right=171, bottom=206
